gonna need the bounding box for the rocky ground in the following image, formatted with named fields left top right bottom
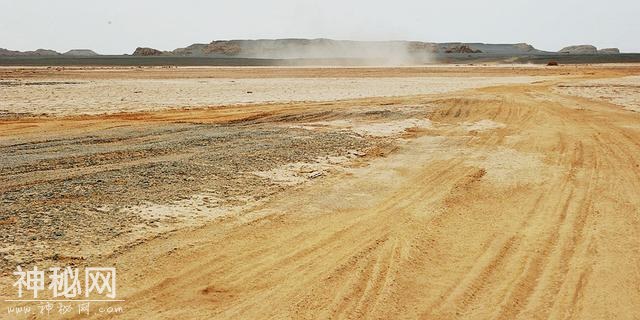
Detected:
left=0, top=99, right=429, bottom=273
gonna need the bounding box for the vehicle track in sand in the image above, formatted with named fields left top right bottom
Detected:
left=52, top=77, right=640, bottom=319
left=1, top=67, right=639, bottom=319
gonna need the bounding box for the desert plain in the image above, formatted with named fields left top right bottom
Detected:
left=1, top=64, right=640, bottom=319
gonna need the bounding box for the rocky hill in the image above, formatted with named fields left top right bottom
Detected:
left=0, top=48, right=60, bottom=56
left=63, top=49, right=99, bottom=56
left=0, top=40, right=626, bottom=59
left=142, top=39, right=628, bottom=59
left=559, top=45, right=622, bottom=55
left=559, top=45, right=598, bottom=54
left=132, top=47, right=165, bottom=56
left=598, top=48, right=621, bottom=54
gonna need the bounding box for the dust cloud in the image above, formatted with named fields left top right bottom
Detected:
left=235, top=39, right=434, bottom=65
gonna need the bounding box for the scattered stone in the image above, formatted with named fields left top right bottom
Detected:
left=52, top=230, right=64, bottom=239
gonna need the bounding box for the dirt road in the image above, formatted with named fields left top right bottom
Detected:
left=2, top=66, right=640, bottom=319
left=95, top=80, right=640, bottom=318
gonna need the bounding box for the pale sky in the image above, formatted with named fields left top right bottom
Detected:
left=1, top=0, right=638, bottom=54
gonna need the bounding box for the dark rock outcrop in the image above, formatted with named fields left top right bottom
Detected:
left=132, top=47, right=164, bottom=56
left=204, top=41, right=242, bottom=55
left=444, top=45, right=482, bottom=54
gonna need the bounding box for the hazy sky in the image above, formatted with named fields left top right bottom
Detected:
left=1, top=0, right=638, bottom=54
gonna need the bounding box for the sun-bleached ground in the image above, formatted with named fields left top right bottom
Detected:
left=554, top=75, right=640, bottom=112
left=1, top=76, right=549, bottom=116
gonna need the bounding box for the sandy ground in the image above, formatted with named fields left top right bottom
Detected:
left=1, top=65, right=640, bottom=319
left=0, top=76, right=549, bottom=116
left=554, top=75, right=640, bottom=112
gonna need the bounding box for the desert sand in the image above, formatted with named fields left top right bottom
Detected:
left=1, top=76, right=548, bottom=116
left=1, top=65, right=640, bottom=319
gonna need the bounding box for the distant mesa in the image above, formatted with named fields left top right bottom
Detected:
left=132, top=47, right=164, bottom=56
left=0, top=48, right=23, bottom=56
left=513, top=43, right=537, bottom=52
left=165, top=40, right=584, bottom=58
left=0, top=40, right=628, bottom=59
left=559, top=45, right=621, bottom=55
left=0, top=48, right=60, bottom=56
left=0, top=48, right=97, bottom=57
left=165, top=40, right=559, bottom=58
left=598, top=48, right=620, bottom=54
left=63, top=49, right=99, bottom=56
left=559, top=45, right=598, bottom=54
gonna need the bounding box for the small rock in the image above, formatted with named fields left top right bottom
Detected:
left=308, top=172, right=323, bottom=179
left=349, top=150, right=366, bottom=157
